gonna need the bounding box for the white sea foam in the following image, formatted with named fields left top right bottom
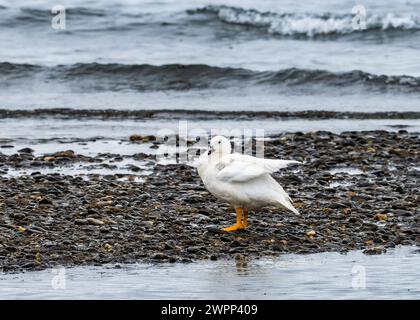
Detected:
left=205, top=6, right=420, bottom=36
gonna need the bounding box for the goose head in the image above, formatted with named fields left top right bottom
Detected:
left=210, top=135, right=231, bottom=155
left=195, top=135, right=231, bottom=174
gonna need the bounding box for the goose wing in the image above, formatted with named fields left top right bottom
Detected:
left=216, top=153, right=301, bottom=183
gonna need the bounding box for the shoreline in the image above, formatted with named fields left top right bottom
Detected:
left=0, top=130, right=419, bottom=273
left=1, top=108, right=420, bottom=120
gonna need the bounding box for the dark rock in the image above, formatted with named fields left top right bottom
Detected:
left=363, top=247, right=385, bottom=255
left=12, top=212, right=26, bottom=220
left=18, top=148, right=34, bottom=154
left=153, top=253, right=169, bottom=260
left=38, top=198, right=53, bottom=205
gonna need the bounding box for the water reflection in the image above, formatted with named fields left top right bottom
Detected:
left=235, top=254, right=249, bottom=276
left=0, top=246, right=419, bottom=299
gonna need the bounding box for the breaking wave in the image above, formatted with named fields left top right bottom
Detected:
left=189, top=5, right=420, bottom=37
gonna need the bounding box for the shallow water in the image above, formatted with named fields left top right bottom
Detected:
left=1, top=246, right=419, bottom=299
left=329, top=167, right=364, bottom=175
left=1, top=118, right=419, bottom=152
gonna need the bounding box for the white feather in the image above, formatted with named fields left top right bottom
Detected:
left=196, top=136, right=301, bottom=215
left=217, top=153, right=301, bottom=183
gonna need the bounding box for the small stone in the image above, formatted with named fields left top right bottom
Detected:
left=86, top=218, right=105, bottom=226
left=75, top=219, right=88, bottom=225
left=17, top=226, right=27, bottom=233
left=374, top=213, right=388, bottom=221
left=18, top=147, right=34, bottom=154
left=103, top=218, right=117, bottom=225
left=38, top=198, right=53, bottom=205
left=153, top=253, right=169, bottom=260
left=186, top=246, right=199, bottom=253
left=127, top=164, right=141, bottom=172
left=343, top=208, right=351, bottom=214
left=364, top=240, right=373, bottom=246
left=306, top=230, right=316, bottom=238
left=294, top=202, right=303, bottom=209
left=87, top=208, right=99, bottom=215
left=205, top=225, right=225, bottom=234
left=12, top=213, right=26, bottom=220
left=363, top=247, right=385, bottom=255
left=54, top=150, right=75, bottom=158
left=129, top=134, right=143, bottom=142
left=35, top=252, right=41, bottom=264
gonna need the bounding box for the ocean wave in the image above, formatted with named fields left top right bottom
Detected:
left=0, top=108, right=418, bottom=121
left=3, top=5, right=420, bottom=37
left=1, top=62, right=420, bottom=91
left=189, top=5, right=420, bottom=37
left=20, top=7, right=107, bottom=18
left=0, top=7, right=109, bottom=27
left=0, top=62, right=41, bottom=75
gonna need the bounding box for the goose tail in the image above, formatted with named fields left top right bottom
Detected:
left=277, top=197, right=300, bottom=215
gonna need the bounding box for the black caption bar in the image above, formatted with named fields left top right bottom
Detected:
left=0, top=300, right=417, bottom=319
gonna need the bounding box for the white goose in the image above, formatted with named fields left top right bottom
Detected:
left=196, top=135, right=301, bottom=232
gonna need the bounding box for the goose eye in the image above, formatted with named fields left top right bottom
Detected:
left=218, top=141, right=221, bottom=144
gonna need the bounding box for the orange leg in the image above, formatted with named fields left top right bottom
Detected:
left=243, top=208, right=248, bottom=228
left=223, top=208, right=245, bottom=232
